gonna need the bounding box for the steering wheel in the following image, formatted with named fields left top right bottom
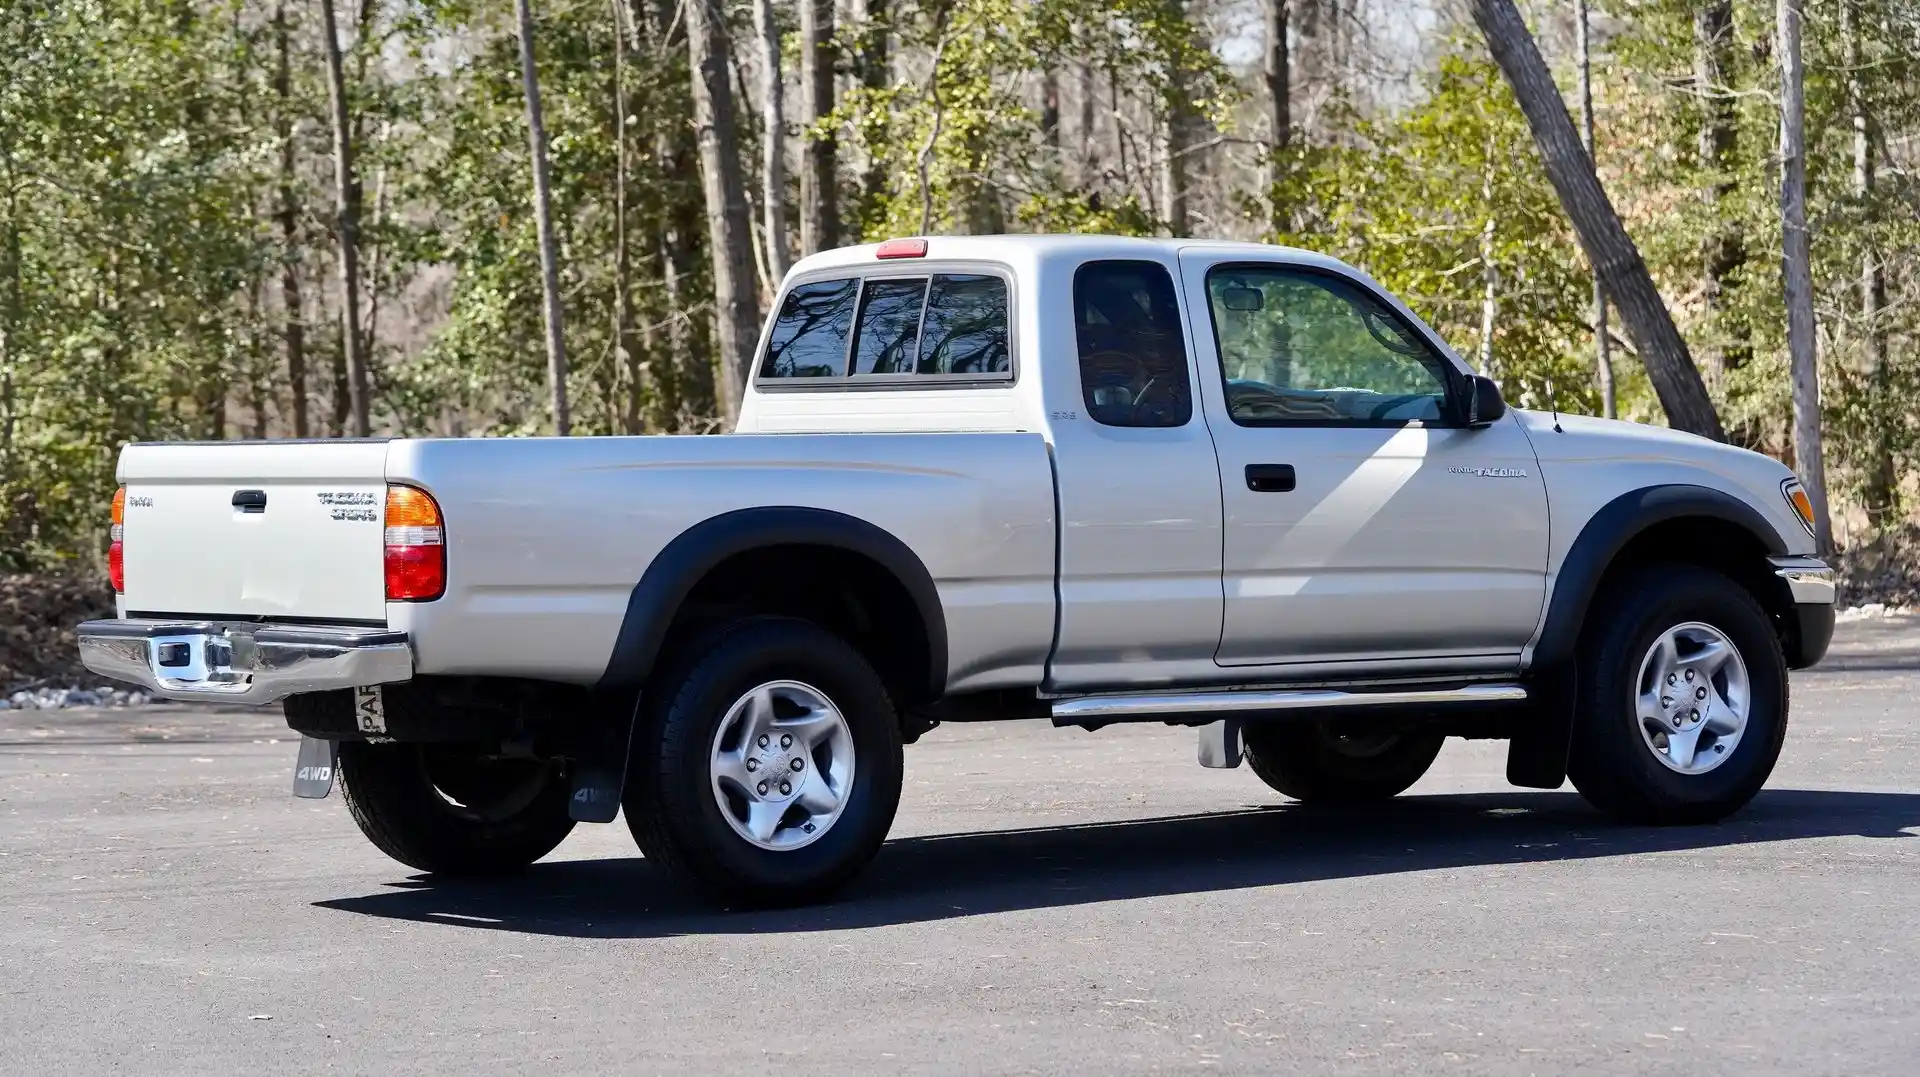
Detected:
left=1365, top=394, right=1432, bottom=421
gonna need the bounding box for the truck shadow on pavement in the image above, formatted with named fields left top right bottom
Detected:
left=315, top=787, right=1919, bottom=938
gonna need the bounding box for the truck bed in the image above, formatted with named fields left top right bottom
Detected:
left=116, top=432, right=1059, bottom=693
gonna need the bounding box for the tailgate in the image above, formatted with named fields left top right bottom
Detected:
left=119, top=441, right=392, bottom=622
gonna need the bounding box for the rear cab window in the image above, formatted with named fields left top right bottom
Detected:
left=758, top=269, right=1012, bottom=384
left=1072, top=261, right=1193, bottom=427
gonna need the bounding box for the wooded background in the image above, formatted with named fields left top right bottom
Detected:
left=2, top=0, right=1916, bottom=572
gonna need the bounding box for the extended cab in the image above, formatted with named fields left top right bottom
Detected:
left=78, top=236, right=1835, bottom=906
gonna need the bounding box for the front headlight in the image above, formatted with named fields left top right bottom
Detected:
left=1781, top=478, right=1817, bottom=538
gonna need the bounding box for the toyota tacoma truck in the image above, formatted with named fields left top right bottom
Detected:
left=78, top=235, right=1835, bottom=907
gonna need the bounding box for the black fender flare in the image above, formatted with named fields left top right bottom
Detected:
left=1507, top=483, right=1788, bottom=789
left=595, top=506, right=949, bottom=699
left=1530, top=484, right=1788, bottom=670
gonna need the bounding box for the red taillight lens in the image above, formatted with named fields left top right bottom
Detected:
left=384, top=485, right=445, bottom=601
left=109, top=486, right=126, bottom=593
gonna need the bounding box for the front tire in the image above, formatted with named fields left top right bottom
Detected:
left=336, top=741, right=576, bottom=875
left=1242, top=722, right=1445, bottom=804
left=1567, top=564, right=1787, bottom=825
left=623, top=617, right=904, bottom=907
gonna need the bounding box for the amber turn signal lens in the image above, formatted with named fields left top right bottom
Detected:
left=384, top=485, right=445, bottom=601
left=1782, top=479, right=1816, bottom=537
left=385, top=485, right=442, bottom=529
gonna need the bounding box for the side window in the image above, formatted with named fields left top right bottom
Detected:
left=760, top=278, right=857, bottom=378
left=1072, top=261, right=1192, bottom=428
left=1206, top=266, right=1450, bottom=425
left=917, top=274, right=1010, bottom=374
left=851, top=278, right=931, bottom=375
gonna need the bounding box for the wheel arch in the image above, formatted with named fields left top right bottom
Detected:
left=1531, top=485, right=1792, bottom=671
left=1507, top=484, right=1793, bottom=791
left=597, top=506, right=949, bottom=705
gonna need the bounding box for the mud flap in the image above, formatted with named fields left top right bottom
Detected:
left=1506, top=670, right=1573, bottom=789
left=292, top=736, right=338, bottom=799
left=1198, top=719, right=1243, bottom=769
left=566, top=690, right=641, bottom=823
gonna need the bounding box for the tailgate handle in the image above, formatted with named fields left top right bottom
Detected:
left=232, top=489, right=268, bottom=513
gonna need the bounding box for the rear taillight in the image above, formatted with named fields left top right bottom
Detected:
left=384, top=485, right=445, bottom=601
left=109, top=486, right=126, bottom=593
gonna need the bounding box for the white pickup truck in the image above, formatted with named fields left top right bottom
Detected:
left=79, top=235, right=1835, bottom=906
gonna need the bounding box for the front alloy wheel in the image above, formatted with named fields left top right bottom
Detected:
left=1568, top=564, right=1787, bottom=825
left=1634, top=621, right=1751, bottom=775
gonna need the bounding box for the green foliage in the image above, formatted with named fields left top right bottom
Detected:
left=2, top=0, right=274, bottom=568
left=1270, top=53, right=1603, bottom=416
left=833, top=0, right=1232, bottom=237
left=6, top=0, right=1920, bottom=571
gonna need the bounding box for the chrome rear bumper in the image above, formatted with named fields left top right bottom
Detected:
left=76, top=619, right=412, bottom=706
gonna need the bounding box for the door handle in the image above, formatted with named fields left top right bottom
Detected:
left=232, top=489, right=268, bottom=513
left=1245, top=464, right=1296, bottom=493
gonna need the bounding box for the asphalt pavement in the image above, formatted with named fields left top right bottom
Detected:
left=4, top=617, right=1918, bottom=1075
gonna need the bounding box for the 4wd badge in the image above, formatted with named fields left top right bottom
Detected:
left=291, top=735, right=338, bottom=799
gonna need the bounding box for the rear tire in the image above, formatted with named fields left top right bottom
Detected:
left=337, top=741, right=576, bottom=875
left=1242, top=722, right=1445, bottom=804
left=623, top=617, right=903, bottom=907
left=1567, top=564, right=1786, bottom=825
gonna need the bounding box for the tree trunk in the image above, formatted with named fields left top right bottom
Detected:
left=752, top=0, right=790, bottom=281
left=245, top=275, right=268, bottom=440
left=798, top=0, right=839, bottom=256
left=1264, top=0, right=1290, bottom=234
left=514, top=0, right=571, bottom=436
left=0, top=152, right=19, bottom=494
left=1845, top=0, right=1893, bottom=529
left=856, top=0, right=889, bottom=239
left=1041, top=67, right=1060, bottom=151
left=330, top=312, right=349, bottom=436
left=1159, top=116, right=1189, bottom=237
left=1469, top=0, right=1723, bottom=441
left=1076, top=59, right=1096, bottom=176
left=688, top=0, right=763, bottom=426
left=612, top=0, right=642, bottom=434
left=1160, top=3, right=1191, bottom=238
left=645, top=0, right=709, bottom=428
left=273, top=0, right=308, bottom=438
left=1477, top=141, right=1498, bottom=376
left=318, top=0, right=370, bottom=437
left=1695, top=1, right=1747, bottom=378
left=1777, top=0, right=1830, bottom=551
left=1574, top=0, right=1614, bottom=418
left=360, top=128, right=388, bottom=366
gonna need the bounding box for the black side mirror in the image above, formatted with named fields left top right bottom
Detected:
left=1460, top=373, right=1506, bottom=427
left=1219, top=285, right=1264, bottom=312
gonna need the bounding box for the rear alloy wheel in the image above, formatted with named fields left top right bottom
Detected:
left=1567, top=565, right=1787, bottom=825
left=337, top=741, right=576, bottom=875
left=624, top=617, right=903, bottom=907
left=707, top=680, right=858, bottom=851
left=1242, top=721, right=1445, bottom=804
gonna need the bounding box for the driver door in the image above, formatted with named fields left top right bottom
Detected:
left=1176, top=251, right=1549, bottom=676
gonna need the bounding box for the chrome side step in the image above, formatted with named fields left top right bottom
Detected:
left=1050, top=682, right=1528, bottom=727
